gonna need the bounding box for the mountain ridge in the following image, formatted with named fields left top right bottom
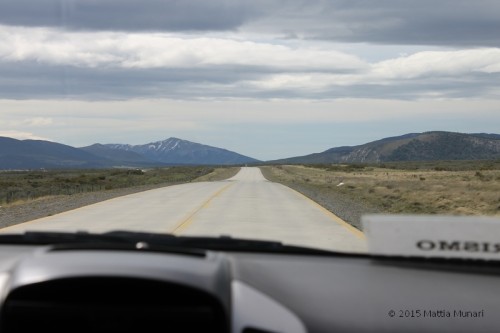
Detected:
left=271, top=131, right=500, bottom=164
left=79, top=144, right=158, bottom=167
left=2, top=132, right=499, bottom=169
left=103, top=137, right=260, bottom=165
left=0, top=137, right=107, bottom=169
left=0, top=136, right=259, bottom=169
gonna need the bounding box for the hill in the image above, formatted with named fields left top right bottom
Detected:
left=271, top=132, right=500, bottom=164
left=0, top=137, right=106, bottom=169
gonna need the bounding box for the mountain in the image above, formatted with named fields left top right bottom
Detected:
left=6, top=132, right=496, bottom=169
left=80, top=144, right=159, bottom=167
left=104, top=137, right=260, bottom=165
left=271, top=131, right=500, bottom=164
left=0, top=137, right=106, bottom=169
left=0, top=136, right=259, bottom=169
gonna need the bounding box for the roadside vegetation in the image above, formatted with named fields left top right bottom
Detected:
left=261, top=161, right=500, bottom=228
left=193, top=167, right=240, bottom=182
left=0, top=166, right=236, bottom=206
left=0, top=166, right=241, bottom=229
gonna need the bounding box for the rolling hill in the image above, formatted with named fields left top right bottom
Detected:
left=271, top=132, right=500, bottom=164
left=0, top=137, right=106, bottom=169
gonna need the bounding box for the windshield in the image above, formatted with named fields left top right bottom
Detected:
left=0, top=0, right=499, bottom=254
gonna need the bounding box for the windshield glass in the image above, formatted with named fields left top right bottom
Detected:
left=0, top=0, right=499, bottom=254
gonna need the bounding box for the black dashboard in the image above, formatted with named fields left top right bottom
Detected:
left=0, top=244, right=499, bottom=333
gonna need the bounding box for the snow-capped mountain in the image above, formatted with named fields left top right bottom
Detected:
left=104, top=137, right=259, bottom=165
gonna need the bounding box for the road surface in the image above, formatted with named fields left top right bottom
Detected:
left=0, top=168, right=366, bottom=252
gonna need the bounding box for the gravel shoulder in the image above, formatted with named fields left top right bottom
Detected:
left=0, top=184, right=174, bottom=229
left=260, top=166, right=380, bottom=230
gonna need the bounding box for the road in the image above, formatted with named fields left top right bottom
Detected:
left=0, top=167, right=366, bottom=252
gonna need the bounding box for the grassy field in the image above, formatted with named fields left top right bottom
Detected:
left=0, top=166, right=237, bottom=206
left=261, top=162, right=500, bottom=217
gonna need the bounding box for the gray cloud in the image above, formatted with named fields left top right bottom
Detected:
left=0, top=62, right=268, bottom=100
left=1, top=0, right=499, bottom=46
left=0, top=0, right=260, bottom=32
left=1, top=61, right=498, bottom=101
left=248, top=0, right=500, bottom=47
left=1, top=0, right=499, bottom=47
left=330, top=1, right=500, bottom=47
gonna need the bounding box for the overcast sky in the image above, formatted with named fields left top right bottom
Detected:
left=1, top=0, right=499, bottom=160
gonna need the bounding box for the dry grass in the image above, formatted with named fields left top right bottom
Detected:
left=0, top=166, right=243, bottom=228
left=263, top=164, right=500, bottom=216
left=193, top=167, right=240, bottom=182
left=0, top=166, right=221, bottom=207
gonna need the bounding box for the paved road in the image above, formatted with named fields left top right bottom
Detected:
left=0, top=168, right=366, bottom=252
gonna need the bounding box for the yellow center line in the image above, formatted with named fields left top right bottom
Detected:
left=171, top=183, right=234, bottom=234
left=286, top=186, right=365, bottom=239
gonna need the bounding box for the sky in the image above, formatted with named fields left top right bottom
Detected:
left=0, top=0, right=499, bottom=160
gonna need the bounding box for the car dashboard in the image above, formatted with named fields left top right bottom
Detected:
left=0, top=243, right=499, bottom=333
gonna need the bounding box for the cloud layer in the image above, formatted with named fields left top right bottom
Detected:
left=1, top=1, right=499, bottom=100
left=0, top=0, right=259, bottom=32
left=0, top=26, right=365, bottom=71
left=0, top=25, right=499, bottom=100
left=0, top=0, right=499, bottom=47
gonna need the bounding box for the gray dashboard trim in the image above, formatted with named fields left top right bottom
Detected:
left=232, top=280, right=307, bottom=333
